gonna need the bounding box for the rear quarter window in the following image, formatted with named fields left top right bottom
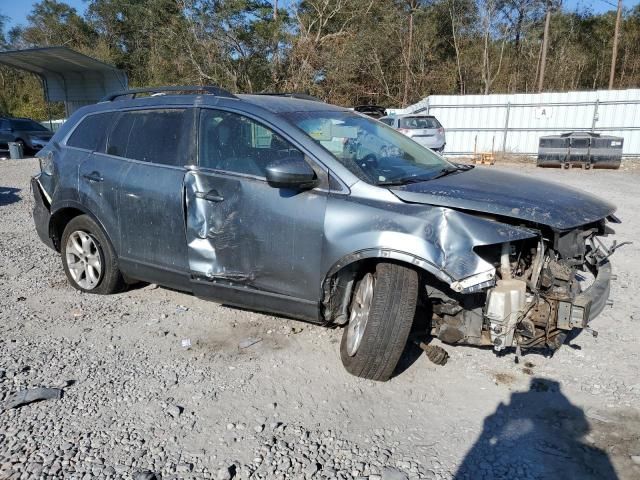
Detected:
left=66, top=113, right=116, bottom=151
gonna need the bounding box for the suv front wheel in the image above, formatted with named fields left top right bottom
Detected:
left=61, top=215, right=125, bottom=294
left=340, top=262, right=418, bottom=381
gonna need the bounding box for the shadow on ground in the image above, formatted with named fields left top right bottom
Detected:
left=454, top=378, right=618, bottom=480
left=0, top=186, right=21, bottom=207
left=393, top=302, right=433, bottom=377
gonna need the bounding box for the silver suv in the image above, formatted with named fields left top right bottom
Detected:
left=380, top=114, right=446, bottom=152
left=32, top=86, right=618, bottom=381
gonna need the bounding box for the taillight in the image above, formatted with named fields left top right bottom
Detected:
left=39, top=150, right=54, bottom=175
left=397, top=128, right=410, bottom=135
left=438, top=128, right=445, bottom=134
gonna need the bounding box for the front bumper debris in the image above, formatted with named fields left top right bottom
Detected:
left=557, top=259, right=611, bottom=330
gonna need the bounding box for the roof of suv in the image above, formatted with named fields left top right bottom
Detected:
left=95, top=86, right=350, bottom=115
left=237, top=94, right=348, bottom=114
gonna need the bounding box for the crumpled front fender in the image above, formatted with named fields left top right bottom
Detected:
left=323, top=197, right=538, bottom=287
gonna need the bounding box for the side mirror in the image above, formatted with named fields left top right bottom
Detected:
left=265, top=156, right=318, bottom=189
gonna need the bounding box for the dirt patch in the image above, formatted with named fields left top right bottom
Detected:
left=493, top=372, right=516, bottom=385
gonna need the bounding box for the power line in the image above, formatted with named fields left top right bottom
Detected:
left=596, top=0, right=620, bottom=9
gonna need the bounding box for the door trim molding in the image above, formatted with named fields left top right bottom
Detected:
left=191, top=278, right=321, bottom=323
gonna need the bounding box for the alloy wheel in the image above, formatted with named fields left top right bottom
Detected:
left=65, top=230, right=102, bottom=290
left=346, top=273, right=375, bottom=356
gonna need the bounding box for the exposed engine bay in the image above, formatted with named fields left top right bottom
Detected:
left=429, top=215, right=625, bottom=353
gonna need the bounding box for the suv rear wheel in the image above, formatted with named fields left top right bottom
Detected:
left=61, top=215, right=125, bottom=294
left=340, top=262, right=418, bottom=381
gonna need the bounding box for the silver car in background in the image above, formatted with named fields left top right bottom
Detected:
left=380, top=114, right=446, bottom=152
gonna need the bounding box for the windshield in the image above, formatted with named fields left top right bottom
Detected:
left=284, top=111, right=451, bottom=185
left=11, top=119, right=49, bottom=132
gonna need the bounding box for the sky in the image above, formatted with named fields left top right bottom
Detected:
left=1, top=0, right=639, bottom=30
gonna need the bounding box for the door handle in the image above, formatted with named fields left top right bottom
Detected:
left=195, top=189, right=224, bottom=202
left=82, top=171, right=104, bottom=183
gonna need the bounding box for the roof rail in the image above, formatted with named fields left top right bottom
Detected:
left=254, top=92, right=323, bottom=102
left=101, top=85, right=238, bottom=102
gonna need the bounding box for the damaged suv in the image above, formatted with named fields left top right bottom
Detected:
left=32, top=86, right=619, bottom=381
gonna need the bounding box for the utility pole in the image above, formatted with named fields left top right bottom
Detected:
left=609, top=0, right=622, bottom=89
left=538, top=0, right=552, bottom=92
left=402, top=1, right=417, bottom=107
left=274, top=0, right=278, bottom=20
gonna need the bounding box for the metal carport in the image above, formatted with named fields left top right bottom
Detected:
left=0, top=46, right=128, bottom=117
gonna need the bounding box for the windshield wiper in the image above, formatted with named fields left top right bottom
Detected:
left=377, top=176, right=432, bottom=186
left=377, top=163, right=472, bottom=186
left=430, top=166, right=462, bottom=180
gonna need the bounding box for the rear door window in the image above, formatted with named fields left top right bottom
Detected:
left=106, top=109, right=191, bottom=166
left=399, top=117, right=441, bottom=129
left=379, top=118, right=395, bottom=127
left=67, top=112, right=115, bottom=151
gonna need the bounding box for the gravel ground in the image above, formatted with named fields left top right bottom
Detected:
left=1, top=158, right=639, bottom=480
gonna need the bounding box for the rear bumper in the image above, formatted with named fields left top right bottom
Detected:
left=31, top=175, right=55, bottom=251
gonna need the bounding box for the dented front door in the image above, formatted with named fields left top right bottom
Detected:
left=184, top=170, right=327, bottom=302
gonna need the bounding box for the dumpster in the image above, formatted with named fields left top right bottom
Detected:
left=537, top=135, right=569, bottom=167
left=589, top=133, right=623, bottom=169
left=537, top=132, right=623, bottom=169
left=8, top=142, right=24, bottom=160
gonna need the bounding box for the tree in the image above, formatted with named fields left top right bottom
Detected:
left=178, top=0, right=291, bottom=92
left=0, top=0, right=638, bottom=115
left=0, top=12, right=7, bottom=48
left=497, top=0, right=545, bottom=91
left=477, top=0, right=508, bottom=94
left=12, top=0, right=96, bottom=49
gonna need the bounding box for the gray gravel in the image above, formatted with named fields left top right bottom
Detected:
left=1, top=159, right=639, bottom=479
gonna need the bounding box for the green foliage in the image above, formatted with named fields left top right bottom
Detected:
left=0, top=0, right=638, bottom=118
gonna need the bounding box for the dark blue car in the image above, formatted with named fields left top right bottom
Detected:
left=0, top=116, right=53, bottom=155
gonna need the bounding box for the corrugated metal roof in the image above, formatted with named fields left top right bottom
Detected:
left=0, top=46, right=127, bottom=106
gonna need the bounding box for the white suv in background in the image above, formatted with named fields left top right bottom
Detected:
left=380, top=114, right=446, bottom=152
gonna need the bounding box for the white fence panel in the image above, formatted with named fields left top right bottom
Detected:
left=388, top=89, right=640, bottom=157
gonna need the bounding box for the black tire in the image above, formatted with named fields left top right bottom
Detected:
left=61, top=215, right=125, bottom=294
left=340, top=262, right=418, bottom=381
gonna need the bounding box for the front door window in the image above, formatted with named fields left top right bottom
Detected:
left=199, top=109, right=304, bottom=176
